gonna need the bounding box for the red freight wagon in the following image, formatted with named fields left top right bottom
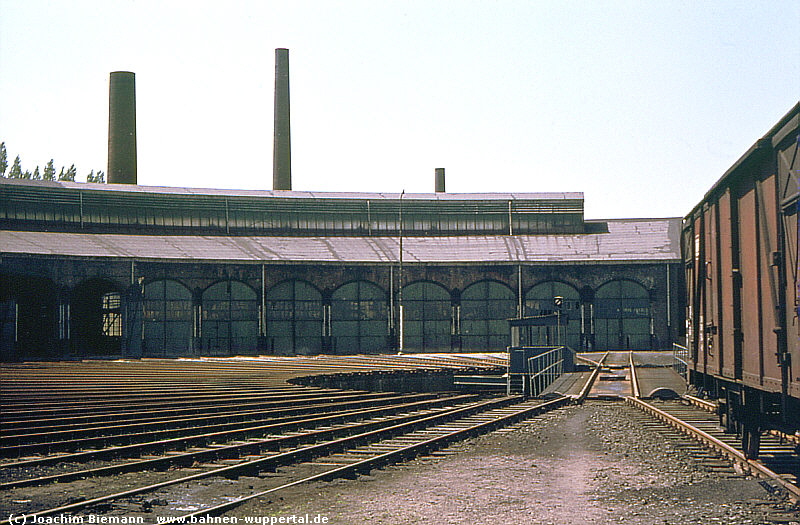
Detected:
left=683, top=102, right=799, bottom=459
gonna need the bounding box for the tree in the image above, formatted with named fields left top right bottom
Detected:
left=58, top=164, right=77, bottom=181
left=0, top=142, right=7, bottom=177
left=8, top=155, right=22, bottom=178
left=43, top=159, right=56, bottom=181
left=86, top=170, right=106, bottom=183
left=2, top=151, right=102, bottom=184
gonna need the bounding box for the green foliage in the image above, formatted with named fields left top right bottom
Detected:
left=0, top=142, right=7, bottom=176
left=59, top=164, right=77, bottom=181
left=86, top=170, right=106, bottom=183
left=1, top=146, right=102, bottom=183
left=43, top=159, right=56, bottom=181
left=8, top=155, right=22, bottom=178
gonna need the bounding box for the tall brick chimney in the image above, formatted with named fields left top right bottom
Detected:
left=107, top=71, right=137, bottom=184
left=435, top=168, right=445, bottom=193
left=273, top=49, right=292, bottom=190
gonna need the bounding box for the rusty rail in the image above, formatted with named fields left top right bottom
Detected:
left=629, top=351, right=640, bottom=399
left=575, top=351, right=609, bottom=403
left=162, top=396, right=571, bottom=523
left=627, top=396, right=800, bottom=503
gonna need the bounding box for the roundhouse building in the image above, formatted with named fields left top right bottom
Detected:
left=0, top=178, right=683, bottom=360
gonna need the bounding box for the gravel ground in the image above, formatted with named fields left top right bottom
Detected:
left=236, top=401, right=800, bottom=525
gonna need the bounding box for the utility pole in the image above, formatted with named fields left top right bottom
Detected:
left=398, top=190, right=405, bottom=352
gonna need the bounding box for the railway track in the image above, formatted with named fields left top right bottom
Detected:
left=0, top=395, right=570, bottom=524
left=0, top=391, right=454, bottom=457
left=0, top=393, right=479, bottom=481
left=1, top=354, right=571, bottom=523
left=627, top=396, right=800, bottom=503
left=620, top=352, right=800, bottom=503
left=8, top=352, right=795, bottom=522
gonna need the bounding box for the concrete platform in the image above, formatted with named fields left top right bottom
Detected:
left=631, top=351, right=679, bottom=367
left=539, top=371, right=593, bottom=398
left=635, top=367, right=687, bottom=398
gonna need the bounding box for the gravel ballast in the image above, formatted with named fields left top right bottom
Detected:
left=236, top=401, right=800, bottom=525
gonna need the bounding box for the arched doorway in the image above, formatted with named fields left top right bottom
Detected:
left=402, top=281, right=451, bottom=352
left=594, top=279, right=651, bottom=350
left=202, top=280, right=259, bottom=356
left=143, top=279, right=193, bottom=357
left=72, top=278, right=123, bottom=356
left=266, top=280, right=323, bottom=355
left=331, top=281, right=388, bottom=354
left=0, top=273, right=58, bottom=359
left=460, top=280, right=516, bottom=351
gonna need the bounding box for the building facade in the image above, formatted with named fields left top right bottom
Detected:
left=0, top=180, right=683, bottom=360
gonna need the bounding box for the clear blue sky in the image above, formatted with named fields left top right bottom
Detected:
left=1, top=0, right=798, bottom=219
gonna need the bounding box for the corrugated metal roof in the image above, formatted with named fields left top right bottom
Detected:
left=0, top=218, right=681, bottom=264
left=0, top=178, right=583, bottom=202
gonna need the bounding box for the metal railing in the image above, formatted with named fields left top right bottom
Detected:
left=672, top=343, right=689, bottom=381
left=527, top=346, right=567, bottom=397
left=507, top=345, right=572, bottom=396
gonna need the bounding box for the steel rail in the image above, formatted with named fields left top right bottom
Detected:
left=0, top=385, right=312, bottom=402
left=683, top=394, right=716, bottom=412
left=0, top=390, right=348, bottom=420
left=0, top=396, right=525, bottom=525
left=0, top=392, right=441, bottom=447
left=0, top=355, right=501, bottom=385
left=629, top=351, right=640, bottom=399
left=575, top=351, right=609, bottom=403
left=683, top=394, right=800, bottom=447
left=163, top=396, right=570, bottom=522
left=0, top=386, right=309, bottom=405
left=626, top=396, right=800, bottom=503
left=0, top=390, right=394, bottom=432
left=0, top=394, right=480, bottom=479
